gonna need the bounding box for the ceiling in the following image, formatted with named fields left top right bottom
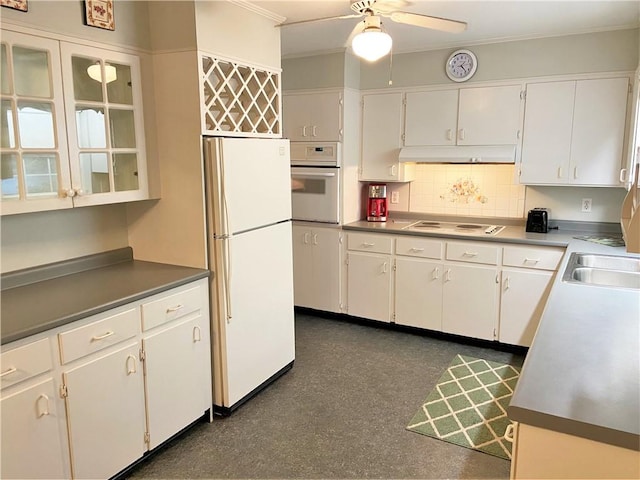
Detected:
left=251, top=0, right=640, bottom=58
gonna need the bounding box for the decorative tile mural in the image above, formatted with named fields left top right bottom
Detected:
left=409, top=164, right=526, bottom=218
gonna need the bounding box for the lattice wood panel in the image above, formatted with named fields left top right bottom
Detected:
left=201, top=55, right=281, bottom=137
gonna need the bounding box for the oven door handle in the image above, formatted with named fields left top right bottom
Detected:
left=291, top=172, right=336, bottom=178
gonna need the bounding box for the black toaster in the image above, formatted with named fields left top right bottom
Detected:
left=526, top=208, right=550, bottom=233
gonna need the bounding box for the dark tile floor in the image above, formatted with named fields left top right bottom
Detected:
left=128, top=311, right=525, bottom=479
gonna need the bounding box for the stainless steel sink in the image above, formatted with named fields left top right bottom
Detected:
left=570, top=267, right=640, bottom=289
left=563, top=252, right=640, bottom=290
left=575, top=254, right=640, bottom=272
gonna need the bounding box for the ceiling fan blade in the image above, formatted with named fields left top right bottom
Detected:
left=278, top=14, right=362, bottom=28
left=372, top=0, right=411, bottom=14
left=389, top=11, right=467, bottom=33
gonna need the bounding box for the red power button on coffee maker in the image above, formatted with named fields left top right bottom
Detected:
left=367, top=184, right=388, bottom=222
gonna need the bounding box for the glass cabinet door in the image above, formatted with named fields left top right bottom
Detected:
left=61, top=43, right=147, bottom=206
left=0, top=31, right=72, bottom=214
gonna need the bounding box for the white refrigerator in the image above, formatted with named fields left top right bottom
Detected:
left=203, top=137, right=295, bottom=413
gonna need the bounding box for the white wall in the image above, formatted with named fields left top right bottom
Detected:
left=282, top=52, right=346, bottom=90
left=360, top=29, right=639, bottom=90
left=525, top=186, right=627, bottom=223
left=0, top=205, right=129, bottom=272
left=0, top=0, right=152, bottom=51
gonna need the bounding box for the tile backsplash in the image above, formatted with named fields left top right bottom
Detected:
left=408, top=164, right=526, bottom=218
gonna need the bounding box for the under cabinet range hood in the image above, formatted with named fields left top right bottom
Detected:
left=398, top=145, right=517, bottom=164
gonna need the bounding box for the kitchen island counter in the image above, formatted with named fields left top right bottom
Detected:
left=344, top=216, right=640, bottom=452
left=1, top=247, right=209, bottom=345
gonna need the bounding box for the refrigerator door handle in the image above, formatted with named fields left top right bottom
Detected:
left=223, top=236, right=233, bottom=323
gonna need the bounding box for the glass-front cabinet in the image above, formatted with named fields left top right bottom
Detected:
left=0, top=29, right=148, bottom=215
left=61, top=43, right=147, bottom=206
left=0, top=30, right=73, bottom=214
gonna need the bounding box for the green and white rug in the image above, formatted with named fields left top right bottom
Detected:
left=406, top=354, right=521, bottom=460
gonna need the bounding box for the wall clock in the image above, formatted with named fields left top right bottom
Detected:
left=446, top=49, right=477, bottom=82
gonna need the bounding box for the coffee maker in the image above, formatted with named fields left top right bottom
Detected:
left=367, top=184, right=388, bottom=222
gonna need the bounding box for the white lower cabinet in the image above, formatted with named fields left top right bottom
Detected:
left=143, top=315, right=211, bottom=449
left=1, top=278, right=211, bottom=480
left=1, top=378, right=68, bottom=479
left=292, top=225, right=342, bottom=313
left=442, top=263, right=499, bottom=341
left=63, top=342, right=146, bottom=480
left=395, top=257, right=443, bottom=330
left=346, top=252, right=393, bottom=322
left=499, top=269, right=553, bottom=346
left=345, top=232, right=564, bottom=345
left=499, top=245, right=564, bottom=346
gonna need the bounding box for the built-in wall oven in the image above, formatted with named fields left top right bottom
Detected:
left=290, top=143, right=340, bottom=224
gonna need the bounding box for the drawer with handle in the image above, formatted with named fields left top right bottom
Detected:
left=141, top=285, right=202, bottom=331
left=446, top=241, right=501, bottom=265
left=347, top=233, right=393, bottom=254
left=503, top=246, right=565, bottom=271
left=58, top=308, right=138, bottom=364
left=1, top=338, right=53, bottom=390
left=396, top=236, right=443, bottom=259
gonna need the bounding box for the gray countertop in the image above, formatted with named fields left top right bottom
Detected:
left=1, top=249, right=209, bottom=345
left=344, top=216, right=639, bottom=451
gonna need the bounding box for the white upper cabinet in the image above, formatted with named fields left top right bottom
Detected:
left=283, top=91, right=342, bottom=142
left=520, top=77, right=630, bottom=186
left=404, top=85, right=523, bottom=147
left=61, top=43, right=148, bottom=206
left=404, top=90, right=458, bottom=146
left=0, top=28, right=149, bottom=215
left=457, top=85, right=522, bottom=145
left=361, top=92, right=414, bottom=181
left=0, top=30, right=73, bottom=215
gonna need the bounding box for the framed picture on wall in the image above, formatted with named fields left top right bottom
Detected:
left=84, top=0, right=115, bottom=31
left=1, top=0, right=28, bottom=12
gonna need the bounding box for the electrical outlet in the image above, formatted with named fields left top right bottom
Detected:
left=582, top=198, right=592, bottom=212
left=391, top=191, right=400, bottom=204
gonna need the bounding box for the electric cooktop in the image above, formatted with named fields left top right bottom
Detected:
left=402, top=221, right=505, bottom=236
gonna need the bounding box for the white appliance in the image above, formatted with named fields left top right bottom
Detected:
left=203, top=137, right=295, bottom=413
left=402, top=220, right=505, bottom=236
left=290, top=142, right=341, bottom=224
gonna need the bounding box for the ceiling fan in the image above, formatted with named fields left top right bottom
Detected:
left=278, top=0, right=467, bottom=62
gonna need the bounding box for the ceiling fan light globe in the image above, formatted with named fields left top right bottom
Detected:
left=352, top=29, right=392, bottom=62
left=87, top=63, right=118, bottom=84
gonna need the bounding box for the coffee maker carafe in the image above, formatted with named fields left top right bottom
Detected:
left=367, top=184, right=388, bottom=222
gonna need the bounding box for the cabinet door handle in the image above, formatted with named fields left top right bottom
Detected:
left=390, top=164, right=397, bottom=177
left=0, top=366, right=17, bottom=378
left=619, top=168, right=628, bottom=183
left=312, top=125, right=317, bottom=137
left=91, top=331, right=114, bottom=342
left=303, top=232, right=310, bottom=244
left=432, top=267, right=440, bottom=280
left=64, top=188, right=76, bottom=198
left=36, top=394, right=50, bottom=417
left=362, top=242, right=375, bottom=248
left=302, top=125, right=308, bottom=137
left=446, top=129, right=453, bottom=141
left=126, top=355, right=137, bottom=375
left=312, top=233, right=318, bottom=245
left=463, top=251, right=478, bottom=257
left=574, top=166, right=578, bottom=179
left=445, top=269, right=452, bottom=282
left=382, top=262, right=388, bottom=273
left=504, top=423, right=515, bottom=442
left=524, top=258, right=540, bottom=264
left=410, top=247, right=425, bottom=252
left=193, top=326, right=202, bottom=342
left=166, top=304, right=184, bottom=314
left=504, top=277, right=510, bottom=290
left=458, top=128, right=465, bottom=141
left=557, top=167, right=563, bottom=179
